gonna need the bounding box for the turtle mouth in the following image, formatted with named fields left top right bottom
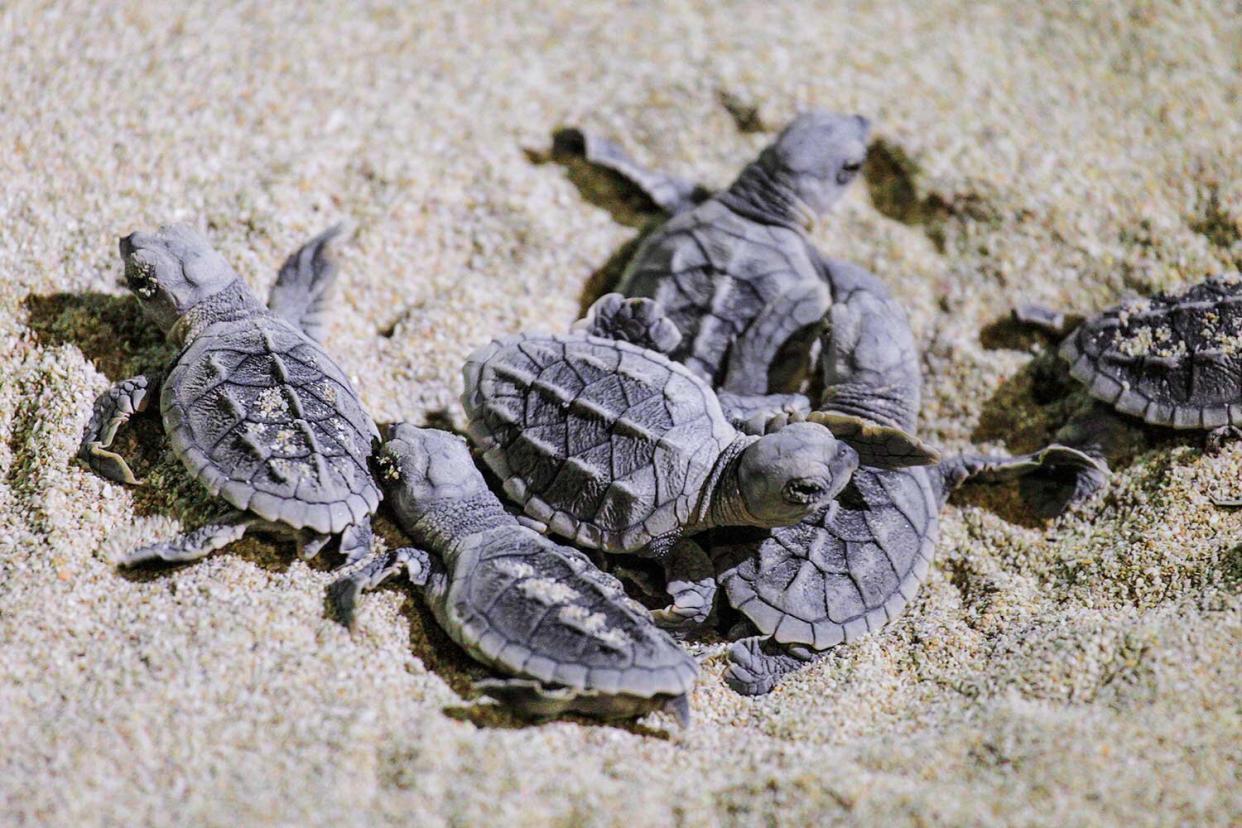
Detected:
left=782, top=478, right=829, bottom=505
left=121, top=249, right=160, bottom=299
left=118, top=232, right=185, bottom=300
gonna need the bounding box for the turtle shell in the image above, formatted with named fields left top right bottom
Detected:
left=162, top=313, right=380, bottom=534
left=429, top=526, right=698, bottom=700
left=462, top=332, right=736, bottom=553
left=1061, top=273, right=1242, bottom=429
left=713, top=465, right=938, bottom=650
left=618, top=199, right=822, bottom=386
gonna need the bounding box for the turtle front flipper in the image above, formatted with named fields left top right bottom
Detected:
left=808, top=410, right=940, bottom=468
left=553, top=128, right=705, bottom=216
left=79, top=372, right=162, bottom=485
left=932, top=444, right=1111, bottom=516
left=649, top=538, right=717, bottom=634
left=724, top=636, right=816, bottom=696
left=938, top=444, right=1105, bottom=487
left=810, top=259, right=935, bottom=467
left=335, top=520, right=375, bottom=566
left=573, top=293, right=682, bottom=354
left=267, top=224, right=346, bottom=343
left=117, top=510, right=260, bottom=567
left=720, top=393, right=812, bottom=435
left=721, top=279, right=831, bottom=396
left=1011, top=303, right=1080, bottom=338
left=328, top=546, right=436, bottom=628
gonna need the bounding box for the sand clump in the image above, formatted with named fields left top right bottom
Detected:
left=2, top=2, right=1240, bottom=825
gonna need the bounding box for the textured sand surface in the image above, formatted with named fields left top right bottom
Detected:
left=2, top=2, right=1240, bottom=825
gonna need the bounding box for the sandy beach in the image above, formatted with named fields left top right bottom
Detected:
left=1, top=1, right=1239, bottom=824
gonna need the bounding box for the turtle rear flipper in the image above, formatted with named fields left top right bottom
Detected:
left=808, top=410, right=940, bottom=468
left=574, top=293, right=682, bottom=353
left=267, top=223, right=347, bottom=342
left=335, top=521, right=375, bottom=566
left=553, top=128, right=704, bottom=216
left=724, top=637, right=816, bottom=697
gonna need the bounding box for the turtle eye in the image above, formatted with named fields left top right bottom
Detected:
left=783, top=478, right=826, bottom=504
left=836, top=160, right=864, bottom=185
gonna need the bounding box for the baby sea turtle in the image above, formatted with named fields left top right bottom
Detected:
left=461, top=294, right=860, bottom=632
left=559, top=110, right=870, bottom=408
left=713, top=265, right=1105, bottom=694
left=714, top=446, right=1096, bottom=694
left=1015, top=273, right=1242, bottom=443
left=79, top=224, right=380, bottom=565
left=331, top=424, right=698, bottom=724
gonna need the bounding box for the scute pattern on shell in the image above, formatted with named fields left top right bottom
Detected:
left=714, top=466, right=938, bottom=650
left=162, top=314, right=380, bottom=534
left=1061, top=273, right=1242, bottom=429
left=463, top=332, right=735, bottom=552
left=619, top=200, right=822, bottom=385
left=437, top=526, right=698, bottom=698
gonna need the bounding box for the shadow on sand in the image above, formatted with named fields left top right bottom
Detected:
left=525, top=130, right=669, bottom=318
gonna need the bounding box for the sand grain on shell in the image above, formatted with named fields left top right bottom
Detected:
left=2, top=1, right=1240, bottom=826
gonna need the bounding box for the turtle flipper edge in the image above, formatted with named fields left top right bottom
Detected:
left=268, top=223, right=348, bottom=343
left=553, top=128, right=705, bottom=216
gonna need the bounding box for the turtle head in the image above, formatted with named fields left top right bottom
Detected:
left=756, top=110, right=870, bottom=218
left=118, top=224, right=239, bottom=333
left=736, top=422, right=859, bottom=526
left=378, top=423, right=490, bottom=524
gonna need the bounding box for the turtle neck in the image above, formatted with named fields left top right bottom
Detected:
left=167, top=280, right=266, bottom=348
left=407, top=493, right=517, bottom=558
left=697, top=435, right=762, bottom=529
left=716, top=161, right=817, bottom=230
